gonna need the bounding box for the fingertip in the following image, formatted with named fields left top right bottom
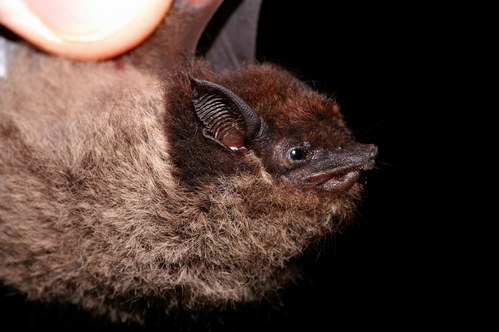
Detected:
left=0, top=0, right=174, bottom=60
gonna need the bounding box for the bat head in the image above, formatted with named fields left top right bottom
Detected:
left=189, top=65, right=377, bottom=195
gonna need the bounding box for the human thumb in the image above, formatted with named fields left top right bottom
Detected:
left=0, top=0, right=173, bottom=60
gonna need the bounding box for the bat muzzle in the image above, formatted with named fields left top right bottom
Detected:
left=283, top=143, right=377, bottom=193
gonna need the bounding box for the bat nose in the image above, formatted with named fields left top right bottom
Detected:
left=365, top=144, right=378, bottom=161
left=333, top=143, right=377, bottom=169
left=317, top=143, right=377, bottom=191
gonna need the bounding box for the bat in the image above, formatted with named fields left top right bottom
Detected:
left=0, top=0, right=377, bottom=324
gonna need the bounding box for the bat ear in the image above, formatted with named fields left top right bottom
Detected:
left=190, top=77, right=264, bottom=151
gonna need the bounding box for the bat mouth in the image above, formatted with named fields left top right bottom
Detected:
left=305, top=163, right=374, bottom=192
left=314, top=168, right=360, bottom=192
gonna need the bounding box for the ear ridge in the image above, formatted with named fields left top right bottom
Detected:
left=190, top=77, right=262, bottom=151
left=191, top=77, right=245, bottom=150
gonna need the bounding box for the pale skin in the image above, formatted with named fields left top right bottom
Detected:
left=0, top=0, right=174, bottom=60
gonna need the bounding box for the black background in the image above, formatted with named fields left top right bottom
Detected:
left=0, top=0, right=457, bottom=331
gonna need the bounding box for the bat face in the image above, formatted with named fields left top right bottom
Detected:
left=188, top=64, right=377, bottom=195
left=260, top=132, right=377, bottom=193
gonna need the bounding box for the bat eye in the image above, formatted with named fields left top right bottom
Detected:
left=288, top=147, right=307, bottom=162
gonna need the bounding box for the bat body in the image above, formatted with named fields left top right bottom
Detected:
left=0, top=0, right=376, bottom=324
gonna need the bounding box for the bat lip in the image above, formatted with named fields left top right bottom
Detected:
left=305, top=162, right=374, bottom=192
left=317, top=169, right=360, bottom=192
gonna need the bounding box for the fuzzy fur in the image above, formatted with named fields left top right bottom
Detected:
left=0, top=45, right=364, bottom=323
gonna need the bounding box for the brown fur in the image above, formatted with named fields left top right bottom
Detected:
left=0, top=45, right=364, bottom=323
